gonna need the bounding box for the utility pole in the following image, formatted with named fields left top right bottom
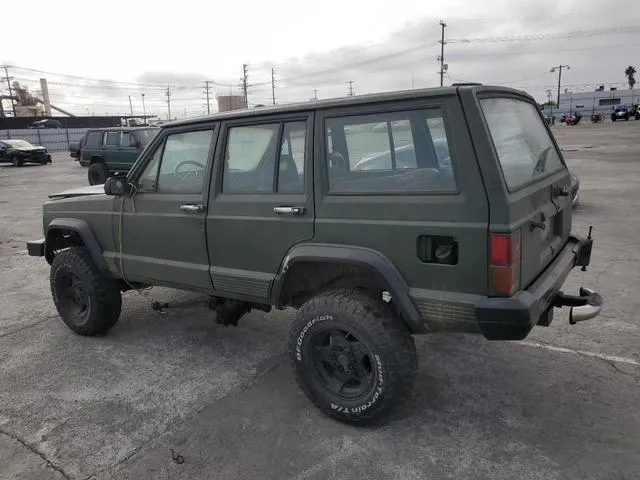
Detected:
left=1, top=65, right=16, bottom=117
left=437, top=20, right=447, bottom=87
left=128, top=95, right=133, bottom=116
left=203, top=81, right=211, bottom=115
left=165, top=86, right=172, bottom=120
left=550, top=65, right=570, bottom=113
left=241, top=64, right=249, bottom=108
left=347, top=80, right=355, bottom=96
left=271, top=67, right=277, bottom=106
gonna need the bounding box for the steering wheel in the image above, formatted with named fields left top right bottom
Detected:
left=174, top=160, right=205, bottom=182
left=175, top=160, right=205, bottom=173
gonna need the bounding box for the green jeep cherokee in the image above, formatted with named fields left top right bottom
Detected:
left=79, top=126, right=159, bottom=185
left=27, top=84, right=602, bottom=425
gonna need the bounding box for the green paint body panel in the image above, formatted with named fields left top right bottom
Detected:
left=38, top=85, right=584, bottom=339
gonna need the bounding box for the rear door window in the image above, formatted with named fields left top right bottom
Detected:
left=480, top=97, right=565, bottom=191
left=85, top=131, right=103, bottom=147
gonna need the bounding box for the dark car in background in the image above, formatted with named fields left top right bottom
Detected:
left=29, top=119, right=64, bottom=129
left=0, top=139, right=52, bottom=166
left=611, top=105, right=630, bottom=121
left=78, top=127, right=159, bottom=184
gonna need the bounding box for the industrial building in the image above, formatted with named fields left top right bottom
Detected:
left=216, top=94, right=246, bottom=112
left=549, top=86, right=640, bottom=116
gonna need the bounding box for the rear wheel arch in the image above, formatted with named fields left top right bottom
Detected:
left=45, top=218, right=109, bottom=273
left=271, top=244, right=425, bottom=333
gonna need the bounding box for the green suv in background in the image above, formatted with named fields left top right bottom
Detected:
left=27, top=84, right=602, bottom=425
left=79, top=127, right=159, bottom=185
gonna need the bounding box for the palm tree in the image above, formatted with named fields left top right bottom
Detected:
left=625, top=66, right=636, bottom=89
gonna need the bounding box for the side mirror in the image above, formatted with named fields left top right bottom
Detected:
left=104, top=177, right=131, bottom=196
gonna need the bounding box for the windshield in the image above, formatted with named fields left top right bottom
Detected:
left=134, top=129, right=159, bottom=147
left=480, top=97, right=565, bottom=191
left=4, top=140, right=34, bottom=148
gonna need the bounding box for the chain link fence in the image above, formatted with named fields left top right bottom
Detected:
left=0, top=129, right=87, bottom=153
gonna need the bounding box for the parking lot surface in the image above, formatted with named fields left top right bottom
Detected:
left=1, top=120, right=639, bottom=480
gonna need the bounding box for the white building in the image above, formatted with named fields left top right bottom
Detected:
left=543, top=87, right=640, bottom=116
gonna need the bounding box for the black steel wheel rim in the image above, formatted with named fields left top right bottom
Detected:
left=57, top=271, right=90, bottom=324
left=307, top=327, right=376, bottom=399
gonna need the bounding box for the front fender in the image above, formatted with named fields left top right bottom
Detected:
left=271, top=243, right=425, bottom=333
left=45, top=218, right=109, bottom=272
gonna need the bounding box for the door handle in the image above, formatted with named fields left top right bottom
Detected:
left=180, top=204, right=205, bottom=213
left=273, top=206, right=305, bottom=215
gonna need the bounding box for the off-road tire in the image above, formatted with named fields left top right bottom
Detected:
left=50, top=247, right=122, bottom=336
left=288, top=289, right=417, bottom=425
left=88, top=161, right=109, bottom=185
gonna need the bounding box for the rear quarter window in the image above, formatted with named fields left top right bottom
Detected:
left=324, top=108, right=456, bottom=194
left=480, top=97, right=565, bottom=191
left=85, top=131, right=103, bottom=147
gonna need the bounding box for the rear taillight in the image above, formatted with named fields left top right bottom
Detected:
left=489, top=230, right=521, bottom=297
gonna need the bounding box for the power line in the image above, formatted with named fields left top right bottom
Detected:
left=451, top=26, right=640, bottom=44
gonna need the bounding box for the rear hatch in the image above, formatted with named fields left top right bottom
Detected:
left=479, top=95, right=572, bottom=289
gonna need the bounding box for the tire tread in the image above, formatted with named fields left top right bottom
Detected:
left=50, top=247, right=121, bottom=336
left=288, top=288, right=417, bottom=425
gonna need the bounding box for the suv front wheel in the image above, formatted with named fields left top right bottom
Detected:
left=88, top=161, right=109, bottom=185
left=287, top=289, right=417, bottom=425
left=50, top=247, right=122, bottom=336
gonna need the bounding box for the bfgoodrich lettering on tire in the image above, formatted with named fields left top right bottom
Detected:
left=287, top=289, right=417, bottom=425
left=50, top=247, right=122, bottom=336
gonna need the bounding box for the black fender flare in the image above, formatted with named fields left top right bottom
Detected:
left=45, top=218, right=109, bottom=272
left=270, top=243, right=425, bottom=333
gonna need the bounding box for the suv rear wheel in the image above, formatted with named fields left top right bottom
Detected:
left=88, top=161, right=109, bottom=185
left=50, top=247, right=122, bottom=336
left=287, top=289, right=417, bottom=425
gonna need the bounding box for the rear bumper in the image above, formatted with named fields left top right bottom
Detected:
left=475, top=234, right=602, bottom=340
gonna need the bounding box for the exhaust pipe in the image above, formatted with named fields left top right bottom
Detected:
left=569, top=287, right=603, bottom=324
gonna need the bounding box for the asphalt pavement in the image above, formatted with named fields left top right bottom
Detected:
left=1, top=120, right=639, bottom=480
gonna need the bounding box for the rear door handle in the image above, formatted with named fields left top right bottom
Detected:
left=180, top=204, right=205, bottom=213
left=273, top=206, right=305, bottom=215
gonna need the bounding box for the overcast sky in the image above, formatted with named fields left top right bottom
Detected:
left=2, top=0, right=640, bottom=118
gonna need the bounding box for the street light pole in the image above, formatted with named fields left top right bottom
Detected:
left=550, top=64, right=570, bottom=114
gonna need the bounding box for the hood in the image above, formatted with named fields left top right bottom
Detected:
left=15, top=146, right=46, bottom=152
left=48, top=184, right=106, bottom=199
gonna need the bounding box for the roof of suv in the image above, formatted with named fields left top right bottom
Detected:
left=164, top=84, right=529, bottom=129
left=87, top=126, right=160, bottom=132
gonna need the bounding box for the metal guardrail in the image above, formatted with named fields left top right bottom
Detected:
left=0, top=128, right=87, bottom=153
